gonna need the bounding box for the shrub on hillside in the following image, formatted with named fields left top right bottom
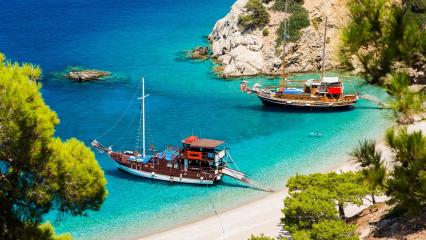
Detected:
left=276, top=5, right=310, bottom=43
left=273, top=0, right=304, bottom=12
left=238, top=0, right=270, bottom=30
left=263, top=28, right=269, bottom=36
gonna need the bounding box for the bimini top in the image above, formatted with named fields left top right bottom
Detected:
left=189, top=139, right=224, bottom=149
left=321, top=77, right=340, bottom=84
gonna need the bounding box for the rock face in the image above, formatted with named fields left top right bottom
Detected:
left=67, top=70, right=111, bottom=81
left=349, top=203, right=426, bottom=240
left=208, top=0, right=349, bottom=77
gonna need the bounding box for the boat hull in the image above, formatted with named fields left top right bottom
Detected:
left=258, top=95, right=357, bottom=110
left=115, top=162, right=215, bottom=185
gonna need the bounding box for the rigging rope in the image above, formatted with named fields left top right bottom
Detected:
left=95, top=81, right=141, bottom=142
left=110, top=107, right=140, bottom=148
left=225, top=150, right=241, bottom=172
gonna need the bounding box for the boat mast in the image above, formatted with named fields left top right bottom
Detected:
left=142, top=77, right=146, bottom=157
left=320, top=16, right=328, bottom=81
left=282, top=0, right=288, bottom=82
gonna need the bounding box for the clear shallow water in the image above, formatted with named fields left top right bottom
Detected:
left=1, top=1, right=392, bottom=239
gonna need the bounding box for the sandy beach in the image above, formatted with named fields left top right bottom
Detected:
left=142, top=160, right=365, bottom=240
left=142, top=120, right=426, bottom=240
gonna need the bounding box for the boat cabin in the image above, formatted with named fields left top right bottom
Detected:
left=304, top=77, right=343, bottom=97
left=180, top=136, right=226, bottom=171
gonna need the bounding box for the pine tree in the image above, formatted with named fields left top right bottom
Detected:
left=238, top=0, right=270, bottom=30
left=385, top=127, right=426, bottom=212
left=282, top=172, right=362, bottom=239
left=340, top=0, right=425, bottom=84
left=0, top=53, right=107, bottom=239
left=351, top=140, right=387, bottom=204
left=286, top=172, right=368, bottom=219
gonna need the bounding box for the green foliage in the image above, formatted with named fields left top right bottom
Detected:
left=263, top=28, right=269, bottom=36
left=291, top=230, right=311, bottom=240
left=238, top=0, right=270, bottom=30
left=248, top=233, right=275, bottom=240
left=311, top=17, right=322, bottom=30
left=351, top=140, right=383, bottom=168
left=311, top=220, right=358, bottom=240
left=386, top=72, right=425, bottom=116
left=273, top=0, right=304, bottom=12
left=282, top=172, right=367, bottom=238
left=351, top=140, right=387, bottom=203
left=281, top=172, right=363, bottom=239
left=0, top=54, right=107, bottom=239
left=2, top=221, right=72, bottom=240
left=47, top=138, right=107, bottom=215
left=406, top=0, right=426, bottom=13
left=276, top=2, right=310, bottom=44
left=340, top=0, right=426, bottom=84
left=33, top=222, right=72, bottom=240
left=286, top=172, right=368, bottom=219
left=385, top=127, right=426, bottom=212
left=282, top=187, right=338, bottom=232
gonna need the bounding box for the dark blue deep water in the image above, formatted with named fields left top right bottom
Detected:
left=0, top=1, right=392, bottom=239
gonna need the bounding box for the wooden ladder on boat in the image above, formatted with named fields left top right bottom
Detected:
left=222, top=167, right=273, bottom=192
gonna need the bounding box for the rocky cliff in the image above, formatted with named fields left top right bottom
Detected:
left=208, top=0, right=349, bottom=77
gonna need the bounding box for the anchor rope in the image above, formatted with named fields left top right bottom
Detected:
left=205, top=183, right=225, bottom=239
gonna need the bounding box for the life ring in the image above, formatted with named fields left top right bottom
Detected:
left=209, top=175, right=213, bottom=178
left=187, top=151, right=203, bottom=160
left=184, top=172, right=187, bottom=176
left=197, top=174, right=200, bottom=177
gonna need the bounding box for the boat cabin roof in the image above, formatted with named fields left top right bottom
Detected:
left=189, top=139, right=224, bottom=149
left=321, top=77, right=340, bottom=83
left=305, top=79, right=321, bottom=86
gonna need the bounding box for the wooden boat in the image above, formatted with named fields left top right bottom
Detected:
left=247, top=77, right=358, bottom=109
left=241, top=12, right=358, bottom=109
left=92, top=78, right=271, bottom=191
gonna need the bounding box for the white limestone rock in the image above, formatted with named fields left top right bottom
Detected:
left=208, top=0, right=349, bottom=77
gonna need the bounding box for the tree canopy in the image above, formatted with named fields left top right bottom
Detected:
left=281, top=172, right=364, bottom=239
left=340, top=0, right=426, bottom=84
left=0, top=53, right=107, bottom=239
left=286, top=172, right=368, bottom=219
left=310, top=219, right=358, bottom=240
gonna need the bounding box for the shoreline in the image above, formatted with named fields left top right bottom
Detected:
left=141, top=120, right=426, bottom=240
left=141, top=158, right=358, bottom=240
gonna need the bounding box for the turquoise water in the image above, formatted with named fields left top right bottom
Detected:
left=1, top=1, right=392, bottom=239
